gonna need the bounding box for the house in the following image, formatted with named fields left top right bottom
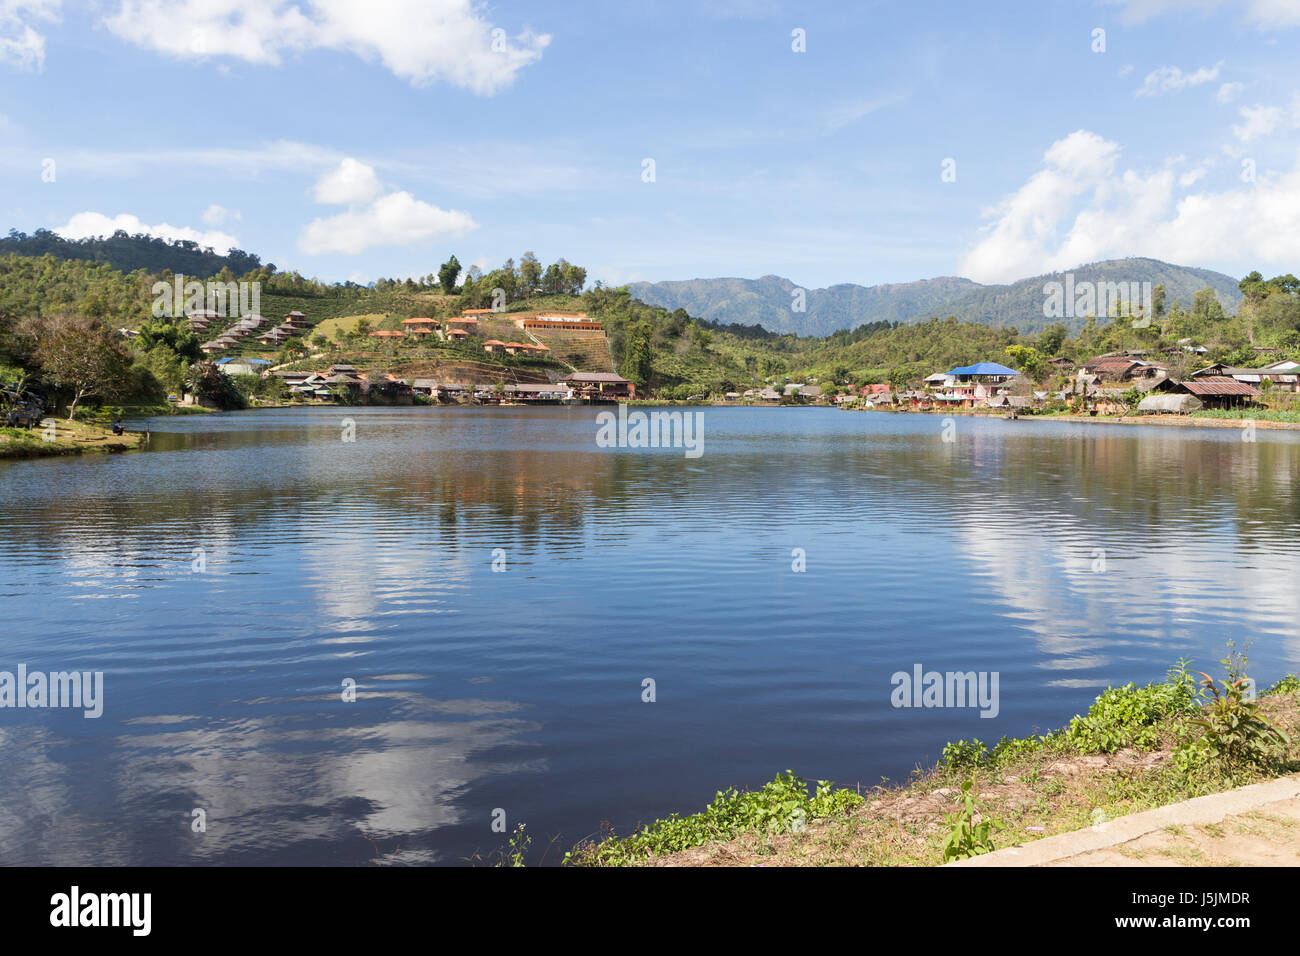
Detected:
left=283, top=311, right=310, bottom=328
left=369, top=330, right=404, bottom=340
left=1137, top=393, right=1203, bottom=415
left=1046, top=356, right=1074, bottom=370
left=562, top=371, right=635, bottom=400
left=797, top=384, right=822, bottom=399
left=445, top=329, right=469, bottom=341
left=445, top=315, right=481, bottom=332
left=1158, top=376, right=1261, bottom=409
left=758, top=387, right=782, bottom=402
left=259, top=328, right=291, bottom=345
left=1083, top=356, right=1145, bottom=381
left=215, top=357, right=270, bottom=377
left=503, top=341, right=529, bottom=355
left=1196, top=366, right=1300, bottom=393
left=200, top=339, right=230, bottom=353
left=401, top=317, right=438, bottom=337
left=482, top=339, right=505, bottom=353
left=987, top=394, right=1035, bottom=410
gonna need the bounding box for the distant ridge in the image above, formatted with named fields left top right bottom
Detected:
left=628, top=258, right=1244, bottom=336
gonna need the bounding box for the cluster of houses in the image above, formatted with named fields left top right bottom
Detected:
left=737, top=383, right=823, bottom=402
left=198, top=311, right=311, bottom=353
left=835, top=352, right=1300, bottom=415
left=265, top=365, right=634, bottom=404
left=367, top=311, right=602, bottom=359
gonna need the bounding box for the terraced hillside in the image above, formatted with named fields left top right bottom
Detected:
left=522, top=326, right=614, bottom=372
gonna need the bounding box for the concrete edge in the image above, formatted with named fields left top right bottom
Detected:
left=946, top=774, right=1300, bottom=867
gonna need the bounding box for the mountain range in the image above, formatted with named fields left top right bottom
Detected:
left=627, top=258, right=1244, bottom=337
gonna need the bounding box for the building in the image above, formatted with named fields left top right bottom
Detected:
left=215, top=357, right=270, bottom=377
left=1193, top=365, right=1300, bottom=393
left=1137, top=393, right=1203, bottom=414
left=401, top=317, right=438, bottom=337
left=562, top=371, right=635, bottom=401
left=1159, top=376, right=1261, bottom=409
left=369, top=330, right=404, bottom=340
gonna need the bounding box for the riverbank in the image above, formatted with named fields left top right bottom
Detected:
left=565, top=664, right=1300, bottom=867
left=843, top=405, right=1300, bottom=431
left=0, top=419, right=147, bottom=459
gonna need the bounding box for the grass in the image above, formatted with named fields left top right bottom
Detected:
left=1191, top=407, right=1300, bottom=422
left=565, top=656, right=1300, bottom=867
left=0, top=418, right=144, bottom=458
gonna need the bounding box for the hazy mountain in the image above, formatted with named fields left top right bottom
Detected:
left=628, top=258, right=1244, bottom=336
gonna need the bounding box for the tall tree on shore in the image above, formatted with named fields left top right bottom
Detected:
left=32, top=315, right=134, bottom=419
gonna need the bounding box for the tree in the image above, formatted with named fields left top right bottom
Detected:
left=34, top=316, right=134, bottom=418
left=1037, top=323, right=1068, bottom=358
left=1005, top=344, right=1047, bottom=384
left=622, top=320, right=654, bottom=384
left=519, top=252, right=541, bottom=294
left=438, top=255, right=462, bottom=295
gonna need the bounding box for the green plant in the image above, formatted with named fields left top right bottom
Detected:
left=1066, top=662, right=1201, bottom=754
left=1191, top=648, right=1289, bottom=771
left=1264, top=675, right=1300, bottom=697
left=940, top=780, right=997, bottom=862
left=564, top=771, right=864, bottom=866
left=940, top=738, right=989, bottom=770
left=502, top=823, right=531, bottom=868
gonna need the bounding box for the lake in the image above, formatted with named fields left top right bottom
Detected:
left=1, top=406, right=1298, bottom=865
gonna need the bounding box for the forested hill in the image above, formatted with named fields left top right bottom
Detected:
left=629, top=258, right=1244, bottom=336
left=0, top=229, right=268, bottom=279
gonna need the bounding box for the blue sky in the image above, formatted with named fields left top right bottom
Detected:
left=2, top=0, right=1299, bottom=290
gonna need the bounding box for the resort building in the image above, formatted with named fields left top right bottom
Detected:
left=561, top=371, right=635, bottom=401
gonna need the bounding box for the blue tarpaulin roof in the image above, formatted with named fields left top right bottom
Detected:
left=945, top=362, right=1019, bottom=377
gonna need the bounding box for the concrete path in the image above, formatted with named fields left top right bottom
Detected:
left=948, top=775, right=1300, bottom=867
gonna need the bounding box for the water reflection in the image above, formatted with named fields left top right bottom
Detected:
left=0, top=407, right=1298, bottom=864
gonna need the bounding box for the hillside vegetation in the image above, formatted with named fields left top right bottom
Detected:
left=631, top=257, right=1245, bottom=337
left=1, top=237, right=1297, bottom=418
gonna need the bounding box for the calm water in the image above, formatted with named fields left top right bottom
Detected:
left=1, top=406, right=1298, bottom=865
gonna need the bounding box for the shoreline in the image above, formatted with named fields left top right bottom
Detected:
left=0, top=419, right=146, bottom=460
left=839, top=405, right=1300, bottom=431
left=565, top=667, right=1300, bottom=867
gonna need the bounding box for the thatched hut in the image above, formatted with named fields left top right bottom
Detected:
left=1137, top=393, right=1203, bottom=415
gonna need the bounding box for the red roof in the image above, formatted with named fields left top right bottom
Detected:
left=1180, top=376, right=1261, bottom=397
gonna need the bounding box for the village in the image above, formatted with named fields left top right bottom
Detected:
left=171, top=302, right=1300, bottom=422
left=826, top=350, right=1300, bottom=417
left=181, top=307, right=638, bottom=406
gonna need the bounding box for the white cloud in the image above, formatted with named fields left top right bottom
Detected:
left=0, top=0, right=58, bottom=70
left=1233, top=103, right=1282, bottom=142
left=960, top=129, right=1300, bottom=282
left=1217, top=81, right=1246, bottom=103
left=201, top=203, right=240, bottom=226
left=299, top=190, right=476, bottom=255
left=1179, top=167, right=1207, bottom=186
left=312, top=158, right=382, bottom=205
left=102, top=0, right=550, bottom=94
left=1135, top=61, right=1222, bottom=97
left=54, top=211, right=240, bottom=253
